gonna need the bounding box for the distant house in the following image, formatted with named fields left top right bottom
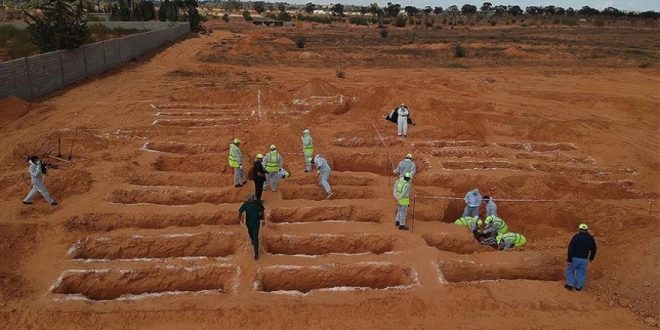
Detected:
left=253, top=18, right=284, bottom=27
left=312, top=9, right=328, bottom=15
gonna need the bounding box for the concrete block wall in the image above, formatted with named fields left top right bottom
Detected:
left=0, top=23, right=189, bottom=100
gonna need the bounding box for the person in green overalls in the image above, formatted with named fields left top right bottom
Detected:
left=238, top=193, right=265, bottom=260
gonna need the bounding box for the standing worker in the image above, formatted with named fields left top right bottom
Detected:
left=496, top=232, right=527, bottom=251
left=565, top=223, right=597, bottom=291
left=462, top=188, right=482, bottom=218
left=252, top=154, right=267, bottom=201
left=302, top=129, right=314, bottom=172
left=22, top=156, right=57, bottom=206
left=228, top=138, right=247, bottom=187
left=313, top=154, right=333, bottom=199
left=238, top=193, right=265, bottom=260
left=262, top=145, right=283, bottom=192
left=394, top=153, right=416, bottom=178
left=484, top=195, right=497, bottom=218
left=393, top=172, right=412, bottom=231
left=396, top=103, right=410, bottom=137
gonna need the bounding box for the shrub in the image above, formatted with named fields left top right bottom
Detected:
left=336, top=68, right=345, bottom=78
left=349, top=16, right=369, bottom=26
left=379, top=28, right=389, bottom=38
left=295, top=36, right=305, bottom=48
left=242, top=10, right=252, bottom=21
left=277, top=11, right=291, bottom=21
left=394, top=16, right=406, bottom=27
left=490, top=20, right=496, bottom=26
left=454, top=44, right=466, bottom=58
left=0, top=25, right=20, bottom=47
left=222, top=13, right=229, bottom=22
left=425, top=21, right=433, bottom=28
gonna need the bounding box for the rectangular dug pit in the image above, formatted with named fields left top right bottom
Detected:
left=51, top=265, right=238, bottom=300
left=330, top=153, right=393, bottom=176
left=143, top=142, right=228, bottom=155
left=153, top=155, right=227, bottom=173
left=279, top=186, right=378, bottom=201
left=70, top=232, right=237, bottom=260
left=127, top=172, right=231, bottom=187
left=423, top=231, right=492, bottom=254
left=497, top=142, right=577, bottom=152
left=108, top=189, right=244, bottom=205
left=268, top=206, right=382, bottom=224
left=439, top=251, right=564, bottom=282
left=255, top=263, right=415, bottom=293
left=287, top=174, right=376, bottom=186
left=265, top=234, right=395, bottom=256
left=441, top=161, right=532, bottom=171
left=65, top=212, right=237, bottom=232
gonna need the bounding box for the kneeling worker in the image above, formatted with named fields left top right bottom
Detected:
left=393, top=172, right=412, bottom=230
left=454, top=216, right=480, bottom=233
left=483, top=215, right=508, bottom=236
left=497, top=232, right=527, bottom=251
left=238, top=193, right=265, bottom=260
left=313, top=154, right=333, bottom=199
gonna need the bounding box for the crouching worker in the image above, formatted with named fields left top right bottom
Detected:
left=23, top=156, right=57, bottom=206
left=313, top=155, right=333, bottom=199
left=238, top=193, right=265, bottom=260
left=483, top=215, right=508, bottom=236
left=454, top=216, right=480, bottom=233
left=497, top=232, right=527, bottom=251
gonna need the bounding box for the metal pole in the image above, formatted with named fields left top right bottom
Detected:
left=411, top=193, right=416, bottom=232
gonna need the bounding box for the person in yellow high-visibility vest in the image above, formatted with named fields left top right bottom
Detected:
left=497, top=232, right=527, bottom=251
left=302, top=129, right=314, bottom=172
left=228, top=138, right=247, bottom=187
left=393, top=172, right=412, bottom=230
left=262, top=144, right=283, bottom=192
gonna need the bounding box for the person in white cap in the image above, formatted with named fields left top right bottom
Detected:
left=302, top=129, right=314, bottom=172
left=394, top=153, right=416, bottom=178
left=565, top=223, right=597, bottom=291
left=396, top=103, right=410, bottom=137
left=313, top=154, right=333, bottom=199
left=228, top=138, right=247, bottom=187
left=262, top=145, right=283, bottom=192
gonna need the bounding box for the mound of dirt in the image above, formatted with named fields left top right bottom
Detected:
left=273, top=37, right=295, bottom=46
left=292, top=78, right=341, bottom=99
left=0, top=96, right=31, bottom=127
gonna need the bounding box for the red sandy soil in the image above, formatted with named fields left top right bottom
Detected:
left=0, top=20, right=658, bottom=329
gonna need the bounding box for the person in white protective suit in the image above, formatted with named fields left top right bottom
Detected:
left=313, top=154, right=333, bottom=199
left=22, top=156, right=57, bottom=206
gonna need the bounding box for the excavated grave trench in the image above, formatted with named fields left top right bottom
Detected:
left=423, top=231, right=493, bottom=254
left=497, top=142, right=578, bottom=152
left=531, top=162, right=601, bottom=175
left=127, top=172, right=231, bottom=187
left=51, top=265, right=238, bottom=300
left=268, top=205, right=382, bottom=224
left=255, top=263, right=415, bottom=293
left=70, top=232, right=237, bottom=260
left=264, top=234, right=395, bottom=256
left=288, top=174, right=376, bottom=186
left=153, top=155, right=228, bottom=173
left=108, top=189, right=244, bottom=205
left=430, top=148, right=502, bottom=159
left=153, top=103, right=239, bottom=110
left=279, top=186, right=378, bottom=201
left=332, top=137, right=406, bottom=148
left=153, top=119, right=253, bottom=127
left=441, top=161, right=533, bottom=171
left=329, top=152, right=397, bottom=176
left=65, top=211, right=237, bottom=232
left=155, top=111, right=248, bottom=118
left=144, top=141, right=228, bottom=155
left=439, top=251, right=564, bottom=282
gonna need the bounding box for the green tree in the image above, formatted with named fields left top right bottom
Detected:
left=242, top=9, right=252, bottom=21
left=403, top=6, right=418, bottom=16
left=331, top=3, right=344, bottom=16
left=480, top=2, right=492, bottom=12
left=304, top=2, right=315, bottom=14
left=384, top=2, right=400, bottom=17
left=24, top=0, right=88, bottom=52
left=277, top=2, right=286, bottom=12
left=253, top=1, right=265, bottom=13
left=461, top=4, right=477, bottom=15
left=433, top=6, right=443, bottom=15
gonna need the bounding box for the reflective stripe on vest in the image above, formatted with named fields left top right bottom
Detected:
left=396, top=180, right=410, bottom=206
left=266, top=151, right=280, bottom=172
left=228, top=144, right=239, bottom=168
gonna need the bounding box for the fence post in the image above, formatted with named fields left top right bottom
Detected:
left=58, top=51, right=65, bottom=88
left=411, top=193, right=416, bottom=232
left=102, top=40, right=108, bottom=72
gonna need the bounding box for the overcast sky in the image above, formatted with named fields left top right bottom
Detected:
left=288, top=0, right=659, bottom=11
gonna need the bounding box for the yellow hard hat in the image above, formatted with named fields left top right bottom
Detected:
left=406, top=153, right=413, bottom=159
left=256, top=154, right=263, bottom=159
left=477, top=219, right=483, bottom=227
left=270, top=144, right=276, bottom=150
left=485, top=215, right=493, bottom=224
left=404, top=172, right=412, bottom=178
left=579, top=223, right=588, bottom=230
left=233, top=138, right=241, bottom=144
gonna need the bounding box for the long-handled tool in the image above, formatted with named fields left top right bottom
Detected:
left=68, top=127, right=79, bottom=160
